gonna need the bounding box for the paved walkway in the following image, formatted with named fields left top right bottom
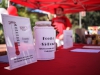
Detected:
left=0, top=44, right=7, bottom=56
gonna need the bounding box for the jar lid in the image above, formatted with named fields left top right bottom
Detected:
left=35, top=21, right=51, bottom=26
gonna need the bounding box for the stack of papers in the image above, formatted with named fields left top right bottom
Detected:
left=71, top=49, right=100, bottom=53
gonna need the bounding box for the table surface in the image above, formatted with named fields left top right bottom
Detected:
left=0, top=43, right=100, bottom=75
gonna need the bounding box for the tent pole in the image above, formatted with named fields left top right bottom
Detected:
left=8, top=0, right=10, bottom=7
left=79, top=12, right=82, bottom=28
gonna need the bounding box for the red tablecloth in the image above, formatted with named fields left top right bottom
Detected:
left=0, top=44, right=100, bottom=75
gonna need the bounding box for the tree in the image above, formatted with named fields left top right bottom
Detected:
left=82, top=11, right=100, bottom=29
left=68, top=11, right=100, bottom=29
left=0, top=0, right=8, bottom=8
left=0, top=0, right=8, bottom=44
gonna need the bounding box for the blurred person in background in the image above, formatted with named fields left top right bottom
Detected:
left=52, top=6, right=72, bottom=47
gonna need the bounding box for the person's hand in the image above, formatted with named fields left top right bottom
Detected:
left=59, top=34, right=64, bottom=40
left=66, top=27, right=70, bottom=30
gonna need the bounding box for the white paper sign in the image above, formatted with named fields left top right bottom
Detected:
left=63, top=30, right=73, bottom=49
left=86, top=37, right=92, bottom=44
left=97, top=30, right=100, bottom=35
left=34, top=26, right=56, bottom=60
left=71, top=49, right=100, bottom=53
left=1, top=14, right=37, bottom=70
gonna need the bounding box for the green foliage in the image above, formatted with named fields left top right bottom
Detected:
left=28, top=12, right=39, bottom=28
left=82, top=11, right=100, bottom=29
left=0, top=0, right=8, bottom=8
left=0, top=24, right=5, bottom=44
left=67, top=11, right=100, bottom=30
left=0, top=0, right=7, bottom=44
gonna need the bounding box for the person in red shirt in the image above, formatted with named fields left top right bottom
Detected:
left=52, top=6, right=72, bottom=47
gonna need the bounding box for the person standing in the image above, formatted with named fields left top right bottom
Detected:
left=52, top=6, right=72, bottom=47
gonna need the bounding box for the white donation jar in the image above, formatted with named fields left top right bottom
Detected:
left=34, top=21, right=56, bottom=60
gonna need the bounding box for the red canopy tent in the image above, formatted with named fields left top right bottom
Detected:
left=10, top=0, right=100, bottom=13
